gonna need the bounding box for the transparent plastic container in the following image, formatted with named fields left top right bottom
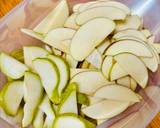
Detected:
left=0, top=0, right=160, bottom=127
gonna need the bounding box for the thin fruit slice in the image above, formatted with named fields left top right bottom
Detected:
left=76, top=6, right=126, bottom=25
left=105, top=40, right=152, bottom=57
left=48, top=55, right=70, bottom=102
left=81, top=60, right=90, bottom=68
left=21, top=28, right=44, bottom=40
left=43, top=28, right=76, bottom=53
left=141, top=29, right=152, bottom=38
left=10, top=49, right=24, bottom=62
left=78, top=1, right=98, bottom=12
left=148, top=36, right=155, bottom=44
left=43, top=45, right=52, bottom=53
left=117, top=76, right=130, bottom=88
left=33, top=58, right=60, bottom=103
left=82, top=100, right=129, bottom=119
left=71, top=18, right=115, bottom=61
left=114, top=53, right=148, bottom=88
left=116, top=15, right=141, bottom=32
left=23, top=46, right=49, bottom=70
left=34, top=0, right=69, bottom=34
left=77, top=93, right=89, bottom=106
left=86, top=49, right=103, bottom=69
left=70, top=68, right=93, bottom=78
left=22, top=72, right=43, bottom=127
left=96, top=39, right=110, bottom=55
left=2, top=81, right=23, bottom=116
left=110, top=63, right=128, bottom=81
left=101, top=56, right=114, bottom=80
left=97, top=119, right=107, bottom=125
left=73, top=3, right=83, bottom=12
left=57, top=83, right=77, bottom=114
left=0, top=53, right=29, bottom=79
left=52, top=48, right=62, bottom=56
left=33, top=110, right=44, bottom=128
left=152, top=43, right=160, bottom=53
left=66, top=54, right=78, bottom=68
left=71, top=70, right=113, bottom=95
left=94, top=85, right=139, bottom=102
left=130, top=78, right=137, bottom=91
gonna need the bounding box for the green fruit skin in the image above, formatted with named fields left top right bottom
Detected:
left=77, top=93, right=89, bottom=106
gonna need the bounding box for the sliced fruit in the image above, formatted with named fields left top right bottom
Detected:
left=81, top=60, right=90, bottom=68
left=148, top=35, right=155, bottom=44
left=88, top=64, right=97, bottom=69
left=23, top=46, right=49, bottom=70
left=10, top=49, right=24, bottom=62
left=88, top=96, right=103, bottom=105
left=94, top=85, right=139, bottom=102
left=43, top=116, right=54, bottom=128
left=140, top=29, right=152, bottom=38
left=130, top=78, right=137, bottom=91
left=33, top=0, right=69, bottom=34
left=64, top=13, right=80, bottom=30
left=52, top=48, right=62, bottom=56
left=114, top=53, right=148, bottom=88
left=116, top=15, right=141, bottom=32
left=66, top=54, right=78, bottom=68
left=2, top=81, right=24, bottom=116
left=78, top=1, right=98, bottom=12
left=33, top=58, right=60, bottom=103
left=77, top=93, right=89, bottom=106
left=96, top=39, right=110, bottom=55
left=110, top=63, right=128, bottom=81
left=33, top=110, right=44, bottom=128
left=76, top=6, right=126, bottom=25
left=0, top=53, right=29, bottom=79
left=105, top=40, right=152, bottom=57
left=71, top=70, right=113, bottom=95
left=43, top=28, right=76, bottom=53
left=71, top=18, right=115, bottom=61
left=21, top=28, right=44, bottom=40
left=82, top=100, right=129, bottom=119
left=70, top=68, right=92, bottom=78
left=152, top=43, right=160, bottom=53
left=117, top=76, right=130, bottom=88
left=43, top=45, right=52, bottom=53
left=73, top=3, right=83, bottom=12
left=22, top=72, right=43, bottom=127
left=97, top=119, right=108, bottom=125
left=86, top=49, right=103, bottom=69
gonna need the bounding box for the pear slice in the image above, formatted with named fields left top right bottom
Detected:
left=141, top=29, right=152, bottom=38
left=33, top=58, right=60, bottom=103
left=70, top=18, right=115, bottom=61
left=116, top=15, right=141, bottom=32
left=66, top=55, right=78, bottom=68
left=2, top=81, right=23, bottom=116
left=117, top=76, right=130, bottom=88
left=43, top=28, right=76, bottom=53
left=76, top=6, right=126, bottom=25
left=21, top=28, right=44, bottom=40
left=82, top=100, right=129, bottom=119
left=97, top=39, right=110, bottom=55
left=0, top=53, right=29, bottom=79
left=114, top=53, right=148, bottom=88
left=47, top=55, right=70, bottom=102
left=71, top=70, right=114, bottom=95
left=130, top=78, right=137, bottom=91
left=101, top=56, right=114, bottom=80
left=105, top=40, right=152, bottom=57
left=34, top=0, right=69, bottom=34
left=22, top=72, right=43, bottom=127
left=23, top=46, right=49, bottom=70
left=57, top=83, right=77, bottom=114
left=33, top=110, right=44, bottom=128
left=86, top=49, right=103, bottom=69
left=70, top=68, right=92, bottom=78
left=94, top=85, right=139, bottom=102
left=110, top=63, right=128, bottom=81
left=64, top=13, right=80, bottom=30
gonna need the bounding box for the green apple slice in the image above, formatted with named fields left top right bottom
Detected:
left=0, top=53, right=29, bottom=79
left=2, top=81, right=24, bottom=116
left=33, top=0, right=69, bottom=34
left=23, top=46, right=49, bottom=70
left=81, top=60, right=90, bottom=68
left=73, top=3, right=84, bottom=12
left=76, top=6, right=126, bottom=25
left=33, top=110, right=44, bottom=128
left=130, top=78, right=137, bottom=91
left=33, top=58, right=60, bottom=103
left=22, top=72, right=44, bottom=127
left=117, top=76, right=130, bottom=88
left=96, top=39, right=110, bottom=55
left=43, top=45, right=53, bottom=53
left=70, top=68, right=92, bottom=78
left=66, top=55, right=78, bottom=68
left=152, top=43, right=160, bottom=53
left=78, top=1, right=98, bottom=12
left=70, top=18, right=115, bottom=61
left=141, top=29, right=152, bottom=38
left=77, top=93, right=89, bottom=106
left=71, top=70, right=114, bottom=95
left=10, top=49, right=24, bottom=62
left=52, top=48, right=62, bottom=56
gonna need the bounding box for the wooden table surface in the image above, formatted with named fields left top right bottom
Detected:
left=0, top=0, right=160, bottom=128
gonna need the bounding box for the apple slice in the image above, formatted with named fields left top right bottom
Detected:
left=105, top=40, right=152, bottom=57
left=101, top=56, right=114, bottom=80
left=96, top=39, right=110, bottom=55
left=82, top=100, right=129, bottom=119
left=152, top=43, right=160, bottom=54
left=78, top=1, right=98, bottom=12
left=114, top=53, right=148, bottom=88
left=66, top=54, right=78, bottom=68
left=86, top=49, right=103, bottom=69
left=148, top=35, right=155, bottom=44
left=43, top=28, right=76, bottom=53
left=130, top=78, right=137, bottom=91
left=71, top=18, right=115, bottom=61
left=70, top=68, right=92, bottom=78
left=33, top=58, right=60, bottom=103
left=71, top=70, right=114, bottom=95
left=64, top=13, right=80, bottom=30
left=81, top=60, right=90, bottom=68
left=116, top=15, right=141, bottom=32
left=88, top=64, right=97, bottom=69
left=0, top=53, right=29, bottom=79
left=1, top=81, right=23, bottom=116
left=33, top=110, right=44, bottom=128
left=34, top=0, right=69, bottom=34
left=97, top=119, right=108, bottom=125
left=141, top=29, right=152, bottom=38
left=73, top=3, right=84, bottom=12
left=117, top=76, right=130, bottom=88
left=43, top=45, right=52, bottom=53
left=76, top=6, right=126, bottom=25
left=23, top=46, right=49, bottom=70
left=52, top=47, right=62, bottom=56
left=110, top=63, right=128, bottom=81
left=77, top=93, right=89, bottom=106
left=22, top=72, right=43, bottom=127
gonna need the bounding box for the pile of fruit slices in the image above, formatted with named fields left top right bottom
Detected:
left=1, top=0, right=160, bottom=127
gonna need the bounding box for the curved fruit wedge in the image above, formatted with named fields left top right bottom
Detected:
left=77, top=93, right=89, bottom=106
left=114, top=53, right=148, bottom=88
left=0, top=53, right=29, bottom=79
left=70, top=68, right=92, bottom=78
left=97, top=39, right=110, bottom=55
left=66, top=55, right=78, bottom=68
left=33, top=58, right=60, bottom=103
left=73, top=3, right=84, bottom=12
left=78, top=1, right=98, bottom=12
left=70, top=18, right=115, bottom=61
left=82, top=100, right=129, bottom=119
left=141, top=29, right=152, bottom=38
left=76, top=6, right=126, bottom=25
left=117, top=76, right=130, bottom=88
left=33, top=110, right=44, bottom=128
left=130, top=78, right=137, bottom=91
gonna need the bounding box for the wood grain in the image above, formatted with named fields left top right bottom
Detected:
left=0, top=0, right=160, bottom=128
